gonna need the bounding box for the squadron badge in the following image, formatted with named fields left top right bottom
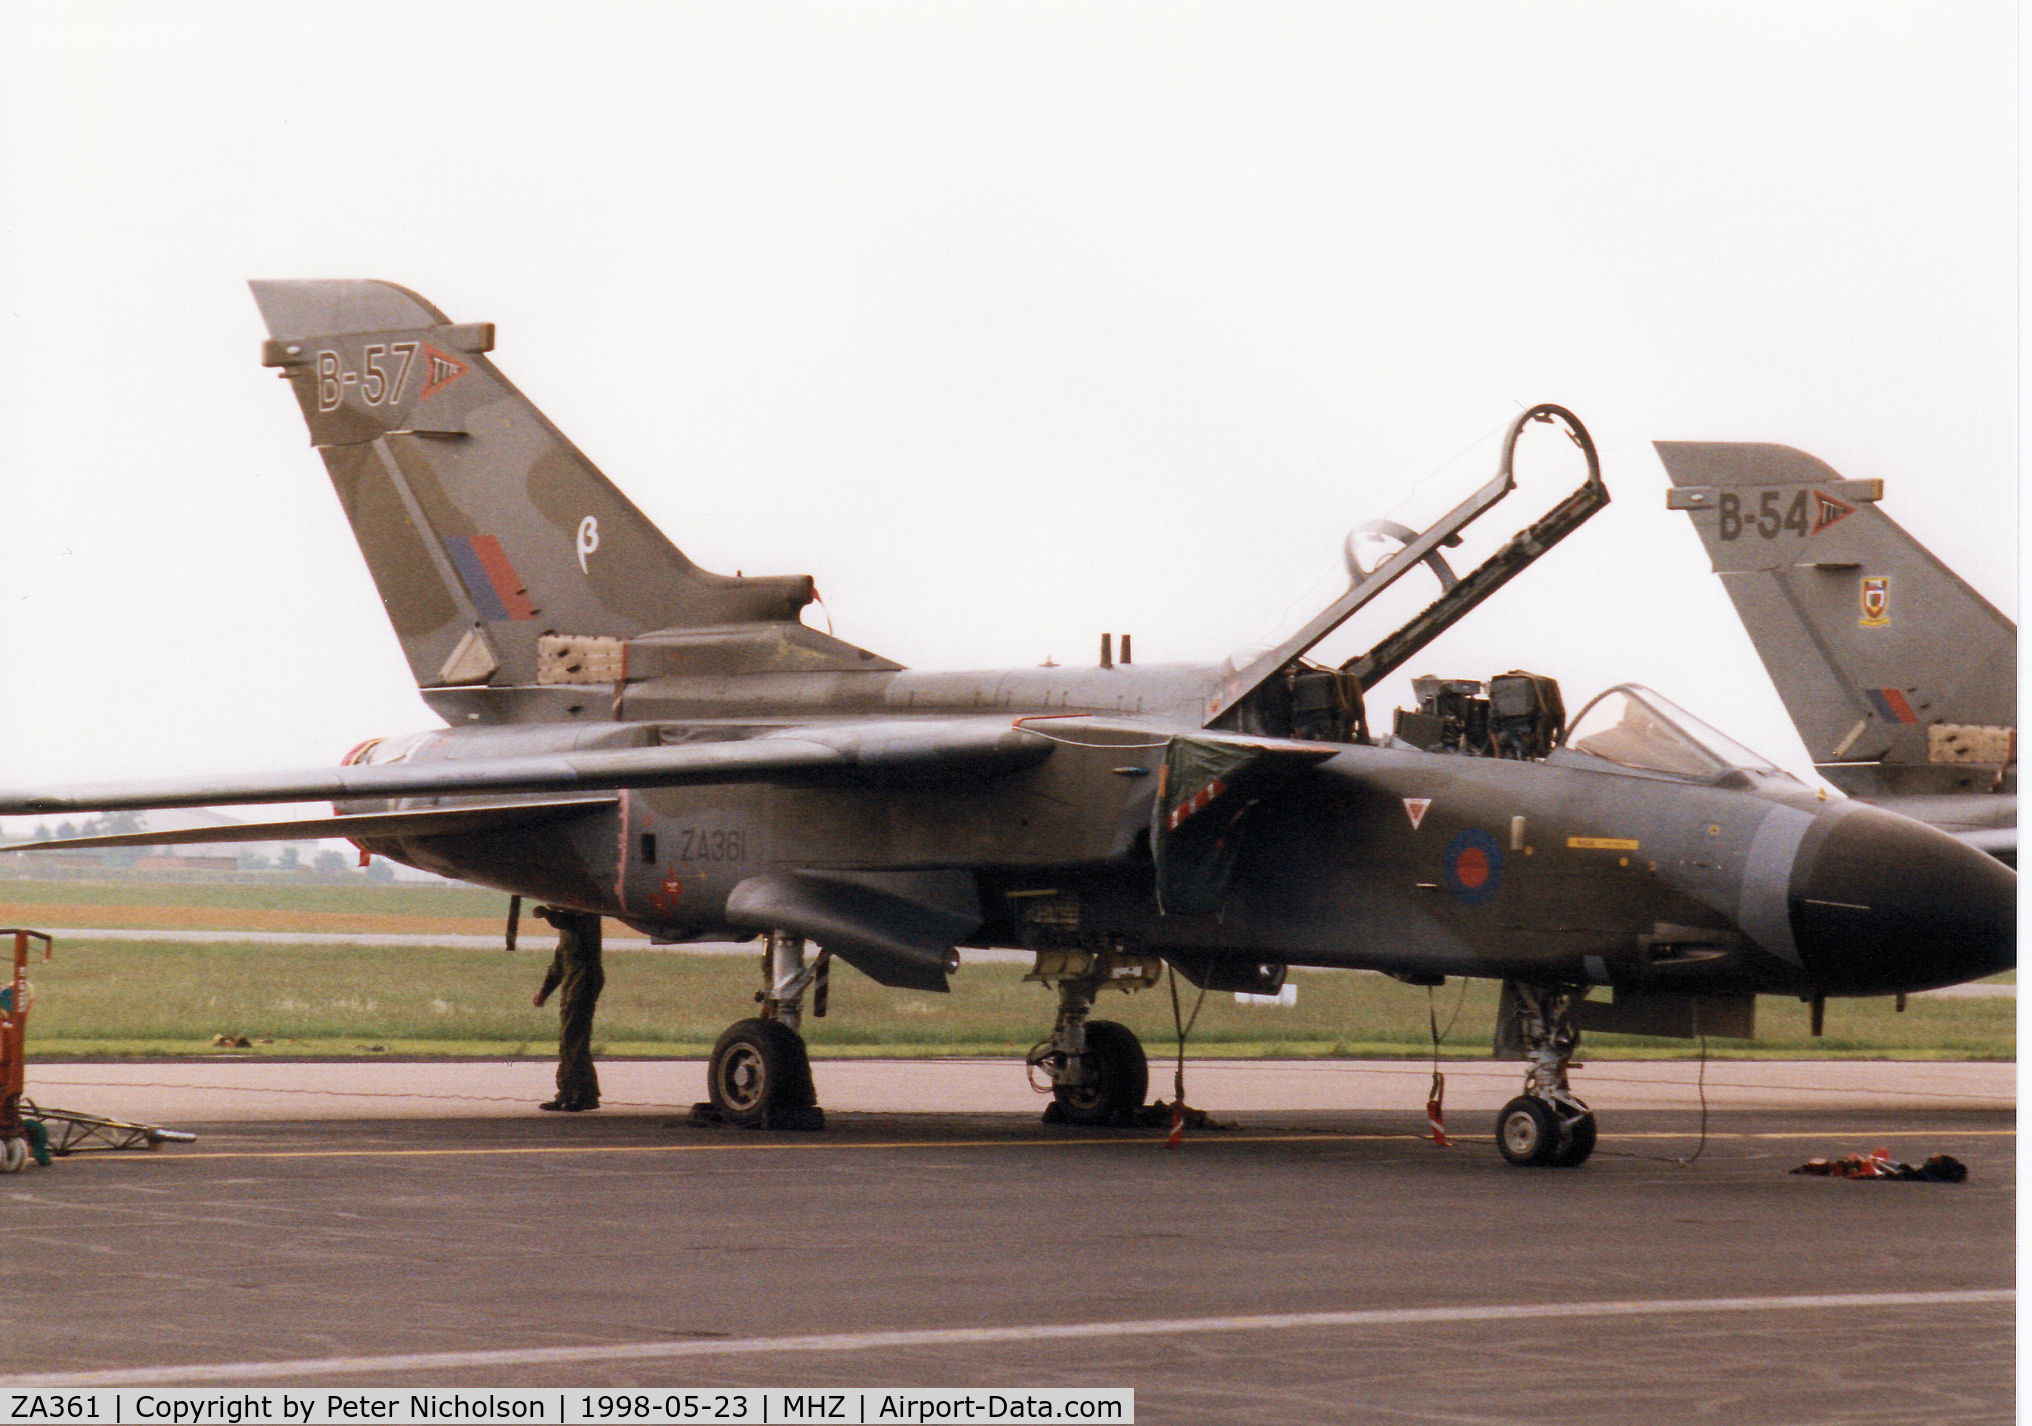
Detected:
left=1860, top=575, right=1891, bottom=628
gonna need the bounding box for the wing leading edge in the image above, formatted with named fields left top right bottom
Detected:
left=7, top=798, right=620, bottom=852
left=0, top=718, right=1054, bottom=818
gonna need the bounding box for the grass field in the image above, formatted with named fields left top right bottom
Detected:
left=0, top=875, right=2014, bottom=1060
left=0, top=875, right=512, bottom=934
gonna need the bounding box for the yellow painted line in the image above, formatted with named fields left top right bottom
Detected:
left=76, top=1134, right=1396, bottom=1161
left=65, top=1125, right=2015, bottom=1163
left=1567, top=836, right=1642, bottom=851
left=1471, top=1129, right=2020, bottom=1144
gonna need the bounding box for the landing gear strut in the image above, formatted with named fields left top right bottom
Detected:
left=701, top=930, right=826, bottom=1130
left=1025, top=949, right=1156, bottom=1125
left=1494, top=981, right=1595, bottom=1167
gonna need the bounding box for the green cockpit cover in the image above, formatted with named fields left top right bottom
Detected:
left=1153, top=736, right=1328, bottom=915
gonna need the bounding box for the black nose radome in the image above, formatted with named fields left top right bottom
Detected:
left=1790, top=803, right=2016, bottom=995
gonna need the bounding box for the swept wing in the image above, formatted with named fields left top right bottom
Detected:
left=9, top=798, right=619, bottom=852
left=0, top=718, right=1052, bottom=818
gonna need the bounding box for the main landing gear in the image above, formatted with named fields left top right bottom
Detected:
left=1025, top=949, right=1159, bottom=1126
left=1494, top=981, right=1596, bottom=1168
left=699, top=930, right=826, bottom=1130
left=698, top=935, right=1167, bottom=1131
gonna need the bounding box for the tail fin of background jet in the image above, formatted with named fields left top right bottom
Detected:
left=1656, top=441, right=2015, bottom=801
left=251, top=280, right=881, bottom=715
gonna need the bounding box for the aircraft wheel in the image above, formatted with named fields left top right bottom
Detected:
left=1551, top=1111, right=1598, bottom=1168
left=1051, top=1020, right=1148, bottom=1126
left=1496, top=1095, right=1561, bottom=1166
left=708, top=1018, right=815, bottom=1127
left=0, top=1137, right=26, bottom=1173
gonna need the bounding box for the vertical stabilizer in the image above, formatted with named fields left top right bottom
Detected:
left=1657, top=441, right=2014, bottom=798
left=251, top=280, right=819, bottom=702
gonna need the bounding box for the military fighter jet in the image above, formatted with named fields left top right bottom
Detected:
left=1657, top=442, right=2015, bottom=865
left=0, top=282, right=2011, bottom=1169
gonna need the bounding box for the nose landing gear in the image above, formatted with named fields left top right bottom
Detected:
left=1495, top=981, right=1596, bottom=1167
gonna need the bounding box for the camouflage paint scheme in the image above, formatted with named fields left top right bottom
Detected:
left=3, top=283, right=2010, bottom=1028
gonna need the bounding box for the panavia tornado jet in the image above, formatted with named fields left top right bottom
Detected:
left=1657, top=441, right=2015, bottom=866
left=1, top=282, right=2012, bottom=1168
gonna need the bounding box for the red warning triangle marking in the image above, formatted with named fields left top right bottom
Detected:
left=1812, top=491, right=1856, bottom=534
left=1403, top=798, right=1432, bottom=831
left=419, top=343, right=471, bottom=400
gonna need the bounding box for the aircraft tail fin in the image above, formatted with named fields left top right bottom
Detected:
left=1656, top=441, right=2015, bottom=796
left=250, top=280, right=834, bottom=703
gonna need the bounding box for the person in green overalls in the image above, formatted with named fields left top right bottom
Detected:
left=531, top=906, right=604, bottom=1111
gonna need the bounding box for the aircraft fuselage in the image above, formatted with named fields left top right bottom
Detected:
left=348, top=664, right=2013, bottom=1004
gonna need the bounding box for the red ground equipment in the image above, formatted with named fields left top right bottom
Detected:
left=0, top=928, right=195, bottom=1167
left=0, top=928, right=51, bottom=1170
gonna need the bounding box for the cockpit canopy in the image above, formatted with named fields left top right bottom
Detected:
left=1561, top=684, right=1793, bottom=783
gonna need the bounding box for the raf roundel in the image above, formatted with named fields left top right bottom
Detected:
left=1442, top=828, right=1504, bottom=906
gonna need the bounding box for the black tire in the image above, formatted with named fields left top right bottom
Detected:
left=1496, top=1095, right=1561, bottom=1166
left=1550, top=1111, right=1598, bottom=1168
left=1051, top=1020, right=1148, bottom=1126
left=708, top=1018, right=815, bottom=1127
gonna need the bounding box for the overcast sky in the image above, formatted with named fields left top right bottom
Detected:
left=0, top=3, right=2016, bottom=800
